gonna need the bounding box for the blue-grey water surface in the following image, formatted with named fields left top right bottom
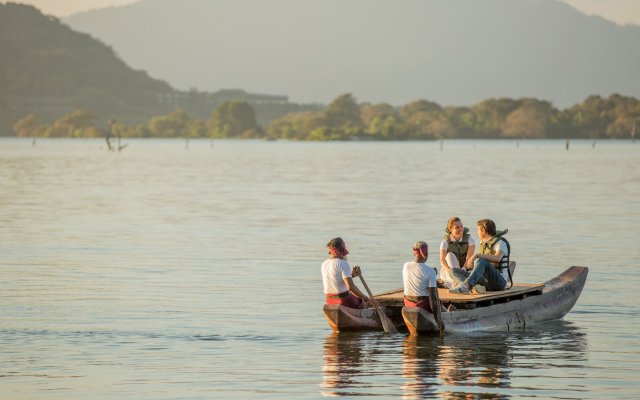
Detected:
left=1, top=138, right=639, bottom=399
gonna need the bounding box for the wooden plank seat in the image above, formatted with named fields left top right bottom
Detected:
left=439, top=283, right=545, bottom=309
left=375, top=261, right=531, bottom=309
left=375, top=283, right=544, bottom=307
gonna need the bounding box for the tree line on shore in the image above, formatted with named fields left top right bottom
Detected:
left=11, top=93, right=640, bottom=140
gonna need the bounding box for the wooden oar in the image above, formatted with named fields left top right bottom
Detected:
left=432, top=287, right=445, bottom=335
left=358, top=274, right=398, bottom=334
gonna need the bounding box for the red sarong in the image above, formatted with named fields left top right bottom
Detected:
left=403, top=298, right=433, bottom=313
left=325, top=293, right=365, bottom=309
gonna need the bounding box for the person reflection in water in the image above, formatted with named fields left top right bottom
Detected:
left=321, top=237, right=370, bottom=309
left=402, top=335, right=441, bottom=399
left=321, top=333, right=365, bottom=396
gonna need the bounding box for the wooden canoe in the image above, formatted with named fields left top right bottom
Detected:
left=322, top=301, right=407, bottom=332
left=322, top=266, right=588, bottom=334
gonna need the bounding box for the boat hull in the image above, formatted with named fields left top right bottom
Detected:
left=322, top=304, right=405, bottom=332
left=403, top=266, right=588, bottom=334
left=322, top=266, right=588, bottom=334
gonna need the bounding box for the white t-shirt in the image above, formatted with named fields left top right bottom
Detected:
left=440, top=236, right=476, bottom=287
left=440, top=235, right=476, bottom=252
left=403, top=261, right=437, bottom=297
left=321, top=258, right=352, bottom=294
left=491, top=239, right=510, bottom=285
left=492, top=240, right=509, bottom=258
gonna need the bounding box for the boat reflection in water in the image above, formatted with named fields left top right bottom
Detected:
left=322, top=321, right=587, bottom=398
left=435, top=334, right=511, bottom=399
left=401, top=333, right=510, bottom=399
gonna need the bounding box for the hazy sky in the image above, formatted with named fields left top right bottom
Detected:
left=562, top=0, right=640, bottom=25
left=9, top=0, right=640, bottom=26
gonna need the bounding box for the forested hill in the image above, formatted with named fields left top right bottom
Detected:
left=0, top=3, right=173, bottom=131
left=65, top=0, right=640, bottom=107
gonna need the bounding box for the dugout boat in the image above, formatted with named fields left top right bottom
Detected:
left=322, top=266, right=588, bottom=334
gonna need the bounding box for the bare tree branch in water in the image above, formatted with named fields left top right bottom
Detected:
left=107, top=119, right=128, bottom=152
left=106, top=119, right=114, bottom=151
left=116, top=125, right=128, bottom=152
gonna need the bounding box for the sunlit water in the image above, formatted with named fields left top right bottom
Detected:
left=1, top=138, right=639, bottom=399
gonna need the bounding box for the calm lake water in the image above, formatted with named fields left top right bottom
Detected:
left=1, top=138, right=639, bottom=399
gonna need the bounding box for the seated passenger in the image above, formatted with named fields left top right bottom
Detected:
left=439, top=217, right=476, bottom=289
left=449, top=219, right=511, bottom=294
left=321, top=237, right=370, bottom=309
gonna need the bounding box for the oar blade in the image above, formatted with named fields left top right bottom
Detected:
left=358, top=274, right=398, bottom=334
left=377, top=307, right=398, bottom=334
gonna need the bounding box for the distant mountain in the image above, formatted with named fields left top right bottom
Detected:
left=0, top=2, right=176, bottom=131
left=64, top=0, right=640, bottom=107
left=0, top=3, right=316, bottom=134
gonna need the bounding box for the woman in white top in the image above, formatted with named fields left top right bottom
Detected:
left=439, top=217, right=476, bottom=289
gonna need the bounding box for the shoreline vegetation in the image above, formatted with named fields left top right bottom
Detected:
left=11, top=93, right=639, bottom=141
left=3, top=4, right=638, bottom=142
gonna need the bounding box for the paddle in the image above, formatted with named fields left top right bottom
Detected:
left=432, top=287, right=445, bottom=335
left=358, top=274, right=398, bottom=334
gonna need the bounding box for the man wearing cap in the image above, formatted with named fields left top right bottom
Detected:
left=321, top=237, right=370, bottom=309
left=402, top=241, right=444, bottom=328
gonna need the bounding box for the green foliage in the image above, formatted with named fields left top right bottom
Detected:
left=444, top=107, right=476, bottom=138
left=148, top=109, right=195, bottom=138
left=501, top=99, right=554, bottom=138
left=472, top=98, right=520, bottom=137
left=118, top=123, right=151, bottom=138
left=209, top=101, right=262, bottom=138
left=361, top=103, right=396, bottom=126
left=13, top=114, right=41, bottom=137
left=39, top=110, right=100, bottom=137
left=568, top=96, right=611, bottom=138
left=10, top=94, right=640, bottom=141
left=12, top=110, right=102, bottom=138
left=266, top=93, right=640, bottom=141
left=11, top=108, right=221, bottom=139
left=399, top=100, right=442, bottom=119
left=323, top=93, right=364, bottom=130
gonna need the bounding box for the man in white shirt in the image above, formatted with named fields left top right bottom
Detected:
left=321, top=237, right=370, bottom=309
left=450, top=219, right=510, bottom=294
left=402, top=241, right=444, bottom=330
